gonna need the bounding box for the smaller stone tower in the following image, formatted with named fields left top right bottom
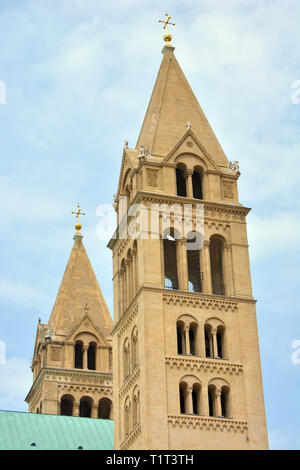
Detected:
left=26, top=210, right=113, bottom=420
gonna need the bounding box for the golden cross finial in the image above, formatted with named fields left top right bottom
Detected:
left=158, top=12, right=175, bottom=46
left=71, top=203, right=86, bottom=234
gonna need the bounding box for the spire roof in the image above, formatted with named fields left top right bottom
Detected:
left=48, top=234, right=113, bottom=338
left=136, top=46, right=228, bottom=166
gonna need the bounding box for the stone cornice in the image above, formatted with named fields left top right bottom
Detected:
left=108, top=192, right=250, bottom=251
left=120, top=423, right=142, bottom=450
left=25, top=367, right=112, bottom=402
left=165, top=355, right=243, bottom=375
left=168, top=414, right=248, bottom=433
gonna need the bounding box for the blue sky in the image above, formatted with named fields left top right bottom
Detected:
left=0, top=0, right=300, bottom=450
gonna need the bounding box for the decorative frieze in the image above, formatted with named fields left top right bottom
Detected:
left=120, top=423, right=142, bottom=450
left=168, top=415, right=248, bottom=433
left=165, top=356, right=243, bottom=376
left=162, top=293, right=238, bottom=312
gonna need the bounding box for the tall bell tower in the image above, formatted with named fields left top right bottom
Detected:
left=108, top=19, right=268, bottom=450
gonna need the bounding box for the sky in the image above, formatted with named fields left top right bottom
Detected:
left=0, top=0, right=300, bottom=450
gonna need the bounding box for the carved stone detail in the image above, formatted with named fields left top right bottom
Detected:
left=162, top=293, right=238, bottom=312
left=146, top=168, right=159, bottom=187
left=168, top=415, right=248, bottom=433
left=165, top=356, right=243, bottom=375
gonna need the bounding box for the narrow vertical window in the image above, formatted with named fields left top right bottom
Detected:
left=176, top=165, right=187, bottom=197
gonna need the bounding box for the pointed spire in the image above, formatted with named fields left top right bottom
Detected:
left=48, top=233, right=113, bottom=338
left=136, top=46, right=228, bottom=166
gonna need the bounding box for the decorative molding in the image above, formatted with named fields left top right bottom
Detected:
left=117, top=302, right=139, bottom=338
left=119, top=364, right=140, bottom=399
left=165, top=356, right=243, bottom=376
left=120, top=423, right=142, bottom=450
left=168, top=414, right=248, bottom=433
left=162, top=292, right=238, bottom=312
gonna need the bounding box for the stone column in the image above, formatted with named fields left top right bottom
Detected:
left=83, top=345, right=88, bottom=370
left=200, top=385, right=209, bottom=416
left=212, top=328, right=218, bottom=358
left=126, top=259, right=131, bottom=307
left=186, top=386, right=193, bottom=414
left=215, top=390, right=222, bottom=417
left=92, top=404, right=98, bottom=419
left=186, top=169, right=194, bottom=198
left=74, top=401, right=79, bottom=417
left=202, top=240, right=212, bottom=294
left=184, top=327, right=191, bottom=355
left=132, top=248, right=137, bottom=297
left=178, top=238, right=189, bottom=290
left=224, top=243, right=234, bottom=296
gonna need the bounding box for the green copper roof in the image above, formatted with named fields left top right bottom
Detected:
left=0, top=411, right=114, bottom=450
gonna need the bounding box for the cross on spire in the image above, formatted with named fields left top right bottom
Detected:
left=71, top=203, right=86, bottom=234
left=158, top=12, right=175, bottom=46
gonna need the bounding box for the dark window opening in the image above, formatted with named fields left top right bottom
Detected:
left=87, top=342, right=96, bottom=370
left=176, top=167, right=187, bottom=197
left=192, top=171, right=203, bottom=199
left=163, top=237, right=179, bottom=290
left=75, top=341, right=83, bottom=369
left=210, top=238, right=225, bottom=296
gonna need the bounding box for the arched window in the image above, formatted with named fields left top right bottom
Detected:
left=177, top=321, right=185, bottom=355
left=131, top=327, right=138, bottom=370
left=163, top=231, right=179, bottom=290
left=217, top=325, right=225, bottom=359
left=220, top=386, right=230, bottom=418
left=98, top=398, right=113, bottom=420
left=192, top=383, right=201, bottom=415
left=87, top=342, right=96, bottom=370
left=192, top=168, right=203, bottom=199
left=189, top=322, right=198, bottom=356
left=132, top=387, right=140, bottom=427
left=186, top=232, right=203, bottom=293
left=123, top=338, right=130, bottom=381
left=74, top=341, right=84, bottom=369
left=205, top=324, right=212, bottom=358
left=179, top=382, right=187, bottom=414
left=124, top=397, right=131, bottom=437
left=210, top=236, right=226, bottom=295
left=79, top=396, right=93, bottom=418
left=176, top=164, right=187, bottom=197
left=208, top=384, right=216, bottom=417
left=60, top=394, right=74, bottom=416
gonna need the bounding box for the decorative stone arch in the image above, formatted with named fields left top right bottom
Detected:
left=176, top=314, right=199, bottom=356
left=208, top=377, right=232, bottom=418
left=204, top=317, right=227, bottom=359
left=79, top=395, right=94, bottom=418
left=179, top=375, right=202, bottom=416
left=175, top=161, right=187, bottom=197
left=98, top=397, right=113, bottom=420
left=60, top=394, right=74, bottom=416
left=130, top=326, right=138, bottom=370
left=132, top=386, right=140, bottom=427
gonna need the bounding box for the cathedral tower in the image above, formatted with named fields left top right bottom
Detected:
left=108, top=29, right=268, bottom=449
left=26, top=213, right=113, bottom=420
